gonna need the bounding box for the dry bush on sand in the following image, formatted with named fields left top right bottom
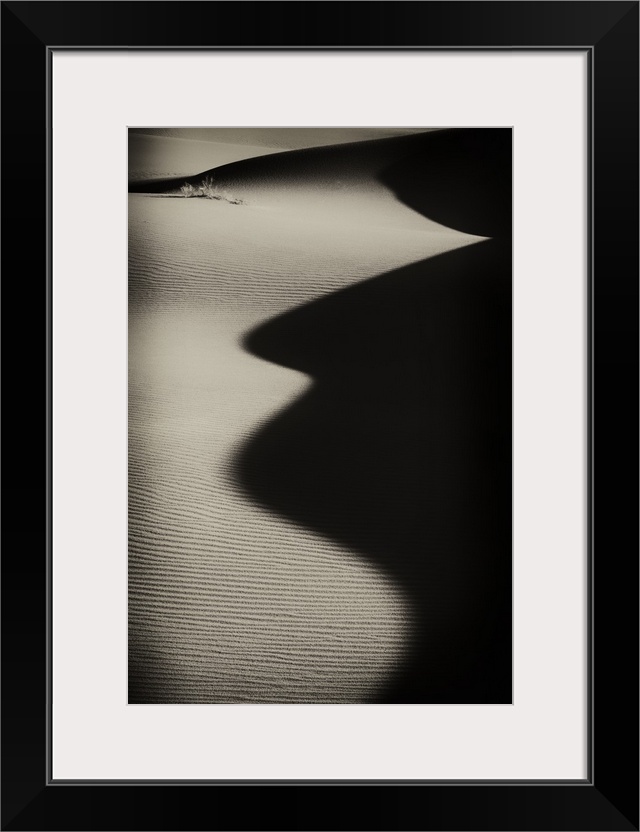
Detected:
left=180, top=177, right=245, bottom=204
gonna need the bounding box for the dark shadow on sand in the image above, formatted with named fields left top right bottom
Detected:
left=233, top=129, right=512, bottom=703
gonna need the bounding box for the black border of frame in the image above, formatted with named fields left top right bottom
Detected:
left=1, top=2, right=638, bottom=830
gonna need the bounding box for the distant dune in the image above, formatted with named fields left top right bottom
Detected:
left=129, top=130, right=440, bottom=195
left=130, top=126, right=428, bottom=149
left=128, top=127, right=426, bottom=185
left=128, top=128, right=511, bottom=704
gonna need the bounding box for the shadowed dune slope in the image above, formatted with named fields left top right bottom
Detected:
left=235, top=129, right=512, bottom=703
left=236, top=242, right=512, bottom=704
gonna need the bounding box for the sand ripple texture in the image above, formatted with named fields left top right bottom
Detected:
left=129, top=160, right=479, bottom=703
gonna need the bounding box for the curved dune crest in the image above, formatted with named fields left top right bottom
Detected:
left=129, top=128, right=510, bottom=238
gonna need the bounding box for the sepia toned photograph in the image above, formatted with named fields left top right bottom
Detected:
left=128, top=127, right=512, bottom=705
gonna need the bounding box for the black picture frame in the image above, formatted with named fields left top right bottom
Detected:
left=2, top=2, right=638, bottom=830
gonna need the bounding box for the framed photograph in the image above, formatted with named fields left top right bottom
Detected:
left=127, top=123, right=513, bottom=709
left=2, top=2, right=637, bottom=830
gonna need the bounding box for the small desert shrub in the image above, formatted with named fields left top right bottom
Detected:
left=180, top=176, right=245, bottom=205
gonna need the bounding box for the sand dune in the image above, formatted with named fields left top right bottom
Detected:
left=128, top=127, right=426, bottom=191
left=128, top=133, right=285, bottom=183
left=130, top=126, right=428, bottom=149
left=128, top=128, right=510, bottom=703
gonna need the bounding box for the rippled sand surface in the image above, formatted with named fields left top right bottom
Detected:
left=128, top=131, right=481, bottom=703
